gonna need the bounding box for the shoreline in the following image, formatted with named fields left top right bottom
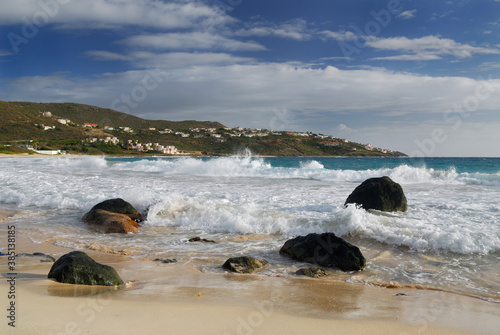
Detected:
left=1, top=210, right=499, bottom=334
left=0, top=153, right=406, bottom=158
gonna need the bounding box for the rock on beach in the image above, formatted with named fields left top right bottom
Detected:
left=280, top=233, right=366, bottom=272
left=222, top=256, right=269, bottom=274
left=48, top=251, right=123, bottom=286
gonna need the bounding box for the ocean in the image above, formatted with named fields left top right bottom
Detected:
left=1, top=155, right=499, bottom=303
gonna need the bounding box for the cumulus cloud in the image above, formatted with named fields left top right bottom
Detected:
left=3, top=63, right=500, bottom=116
left=0, top=0, right=232, bottom=29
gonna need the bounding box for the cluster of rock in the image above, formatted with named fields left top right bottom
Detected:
left=47, top=176, right=406, bottom=286
left=221, top=176, right=406, bottom=275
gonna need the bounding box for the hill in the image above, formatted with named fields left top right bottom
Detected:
left=0, top=101, right=406, bottom=157
left=0, top=101, right=223, bottom=140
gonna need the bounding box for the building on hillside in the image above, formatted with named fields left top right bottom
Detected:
left=120, top=127, right=133, bottom=133
left=102, top=137, right=119, bottom=144
left=42, top=111, right=52, bottom=117
left=153, top=144, right=178, bottom=154
left=56, top=119, right=70, bottom=125
left=83, top=123, right=98, bottom=128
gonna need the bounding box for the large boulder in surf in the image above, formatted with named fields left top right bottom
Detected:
left=344, top=176, right=407, bottom=212
left=87, top=198, right=143, bottom=222
left=82, top=198, right=142, bottom=234
left=280, top=233, right=366, bottom=271
left=48, top=251, right=123, bottom=286
left=222, top=256, right=269, bottom=274
left=82, top=209, right=140, bottom=234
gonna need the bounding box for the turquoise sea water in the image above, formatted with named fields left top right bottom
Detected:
left=1, top=155, right=499, bottom=302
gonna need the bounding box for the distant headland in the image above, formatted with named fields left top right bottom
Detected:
left=0, top=101, right=406, bottom=157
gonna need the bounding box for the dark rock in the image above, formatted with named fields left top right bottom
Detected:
left=188, top=236, right=216, bottom=243
left=88, top=198, right=143, bottom=222
left=279, top=233, right=366, bottom=271
left=344, top=176, right=407, bottom=212
left=295, top=267, right=328, bottom=278
left=48, top=251, right=123, bottom=286
left=154, top=258, right=177, bottom=264
left=82, top=209, right=140, bottom=234
left=222, top=256, right=269, bottom=274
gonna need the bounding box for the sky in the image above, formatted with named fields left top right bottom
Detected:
left=1, top=0, right=500, bottom=156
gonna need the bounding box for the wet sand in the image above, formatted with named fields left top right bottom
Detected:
left=1, top=210, right=499, bottom=334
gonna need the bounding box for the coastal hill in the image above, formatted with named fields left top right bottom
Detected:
left=0, top=101, right=406, bottom=156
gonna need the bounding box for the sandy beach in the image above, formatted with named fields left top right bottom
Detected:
left=1, top=209, right=499, bottom=335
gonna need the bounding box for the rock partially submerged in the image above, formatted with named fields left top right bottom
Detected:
left=280, top=233, right=366, bottom=271
left=48, top=251, right=123, bottom=286
left=188, top=236, right=216, bottom=243
left=154, top=258, right=177, bottom=264
left=295, top=267, right=328, bottom=278
left=83, top=209, right=140, bottom=234
left=88, top=198, right=143, bottom=222
left=82, top=198, right=142, bottom=234
left=222, top=256, right=269, bottom=274
left=345, top=176, right=407, bottom=212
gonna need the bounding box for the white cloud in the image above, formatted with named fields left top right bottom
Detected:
left=367, top=35, right=500, bottom=60
left=396, top=10, right=417, bottom=20
left=371, top=53, right=442, bottom=61
left=0, top=0, right=232, bottom=29
left=334, top=123, right=353, bottom=133
left=122, top=32, right=266, bottom=51
left=129, top=51, right=254, bottom=68
left=232, top=19, right=311, bottom=40
left=477, top=62, right=500, bottom=71
left=319, top=30, right=357, bottom=42
left=4, top=63, right=500, bottom=116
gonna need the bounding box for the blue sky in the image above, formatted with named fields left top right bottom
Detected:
left=1, top=0, right=500, bottom=156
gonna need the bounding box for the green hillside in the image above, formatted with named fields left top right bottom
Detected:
left=1, top=101, right=223, bottom=136
left=0, top=101, right=406, bottom=157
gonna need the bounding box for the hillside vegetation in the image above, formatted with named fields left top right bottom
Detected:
left=0, top=101, right=405, bottom=157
